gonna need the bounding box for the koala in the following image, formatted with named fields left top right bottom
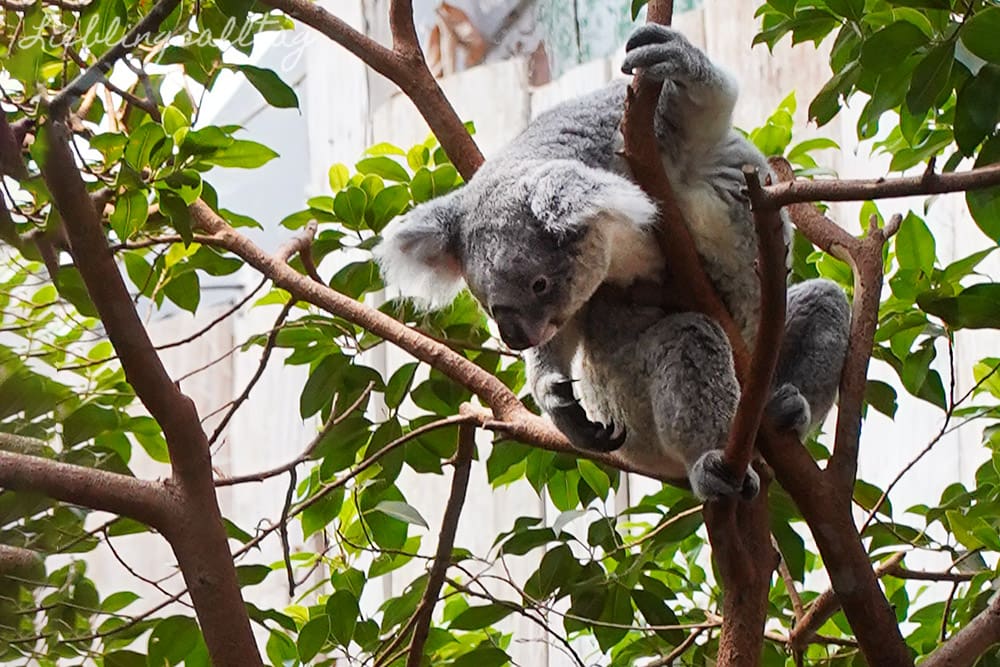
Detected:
left=375, top=25, right=851, bottom=500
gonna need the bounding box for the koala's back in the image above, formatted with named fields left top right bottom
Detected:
left=475, top=83, right=631, bottom=178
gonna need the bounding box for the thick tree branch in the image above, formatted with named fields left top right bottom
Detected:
left=789, top=551, right=904, bottom=651
left=404, top=424, right=475, bottom=667
left=0, top=544, right=42, bottom=575
left=0, top=451, right=167, bottom=528
left=260, top=0, right=484, bottom=179
left=761, top=162, right=1000, bottom=208
left=41, top=117, right=260, bottom=664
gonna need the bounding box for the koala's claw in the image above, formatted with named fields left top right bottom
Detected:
left=623, top=24, right=684, bottom=53
left=621, top=25, right=710, bottom=84
left=588, top=418, right=628, bottom=452
left=547, top=400, right=627, bottom=453
left=689, top=450, right=760, bottom=501
left=767, top=383, right=811, bottom=438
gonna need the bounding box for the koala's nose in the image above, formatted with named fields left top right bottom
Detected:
left=492, top=307, right=533, bottom=350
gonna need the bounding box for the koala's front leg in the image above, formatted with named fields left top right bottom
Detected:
left=527, top=324, right=626, bottom=453
left=621, top=25, right=738, bottom=157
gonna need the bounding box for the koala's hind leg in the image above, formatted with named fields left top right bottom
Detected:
left=767, top=278, right=851, bottom=437
left=642, top=313, right=755, bottom=500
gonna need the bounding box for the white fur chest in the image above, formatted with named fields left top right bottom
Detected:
left=676, top=182, right=754, bottom=278
left=604, top=217, right=665, bottom=286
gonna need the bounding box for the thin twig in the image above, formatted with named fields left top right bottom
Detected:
left=644, top=627, right=707, bottom=667
left=49, top=0, right=181, bottom=116
left=404, top=424, right=476, bottom=667
left=215, top=382, right=375, bottom=487
left=207, top=299, right=295, bottom=447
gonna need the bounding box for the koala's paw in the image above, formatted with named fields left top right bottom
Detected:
left=535, top=377, right=626, bottom=452
left=689, top=450, right=760, bottom=501
left=767, top=383, right=811, bottom=438
left=621, top=24, right=713, bottom=85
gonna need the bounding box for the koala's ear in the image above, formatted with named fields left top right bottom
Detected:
left=374, top=193, right=465, bottom=308
left=525, top=160, right=658, bottom=235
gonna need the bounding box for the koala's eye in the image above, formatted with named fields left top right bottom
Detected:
left=531, top=276, right=549, bottom=295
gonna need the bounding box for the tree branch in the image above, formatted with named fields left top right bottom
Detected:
left=761, top=162, right=1000, bottom=208
left=260, top=0, right=484, bottom=179
left=922, top=594, right=1000, bottom=667
left=0, top=451, right=167, bottom=528
left=42, top=113, right=260, bottom=665
left=722, top=168, right=787, bottom=479
left=789, top=551, right=905, bottom=652
left=828, top=213, right=901, bottom=488
left=404, top=424, right=475, bottom=666
left=49, top=0, right=180, bottom=117
left=0, top=544, right=42, bottom=576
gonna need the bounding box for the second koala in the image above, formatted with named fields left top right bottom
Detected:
left=376, top=26, right=850, bottom=500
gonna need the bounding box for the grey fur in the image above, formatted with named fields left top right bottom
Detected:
left=375, top=25, right=850, bottom=500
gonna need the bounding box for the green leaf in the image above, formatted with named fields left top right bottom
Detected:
left=356, top=156, right=410, bottom=183
left=233, top=65, right=300, bottom=109
left=865, top=380, right=899, bottom=418
left=266, top=631, right=297, bottom=666
left=453, top=647, right=511, bottom=667
left=300, top=354, right=347, bottom=418
left=162, top=106, right=189, bottom=135
left=329, top=163, right=350, bottom=191
left=124, top=123, right=167, bottom=170
left=385, top=363, right=418, bottom=409
left=101, top=591, right=139, bottom=613
left=631, top=589, right=684, bottom=644
left=918, top=283, right=1000, bottom=329
left=955, top=65, right=1000, bottom=155
left=206, top=139, right=279, bottom=168
left=163, top=270, right=201, bottom=314
left=103, top=651, right=147, bottom=667
left=158, top=189, right=193, bottom=244
left=946, top=510, right=984, bottom=549
left=297, top=615, right=330, bottom=662
left=450, top=603, right=512, bottom=630
left=961, top=6, right=1000, bottom=64
left=364, top=142, right=406, bottom=156
left=54, top=266, right=99, bottom=318
left=577, top=459, right=611, bottom=499
left=236, top=564, right=271, bottom=586
left=861, top=22, right=928, bottom=72
left=895, top=212, right=936, bottom=275
left=333, top=187, right=368, bottom=229
left=854, top=480, right=891, bottom=518
left=148, top=616, right=202, bottom=666
left=967, top=135, right=1000, bottom=240
left=326, top=590, right=360, bottom=646
left=301, top=487, right=344, bottom=539
left=906, top=42, right=954, bottom=115
left=369, top=184, right=411, bottom=232
left=372, top=500, right=428, bottom=529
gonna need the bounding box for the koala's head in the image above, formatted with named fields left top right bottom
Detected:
left=375, top=159, right=656, bottom=350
